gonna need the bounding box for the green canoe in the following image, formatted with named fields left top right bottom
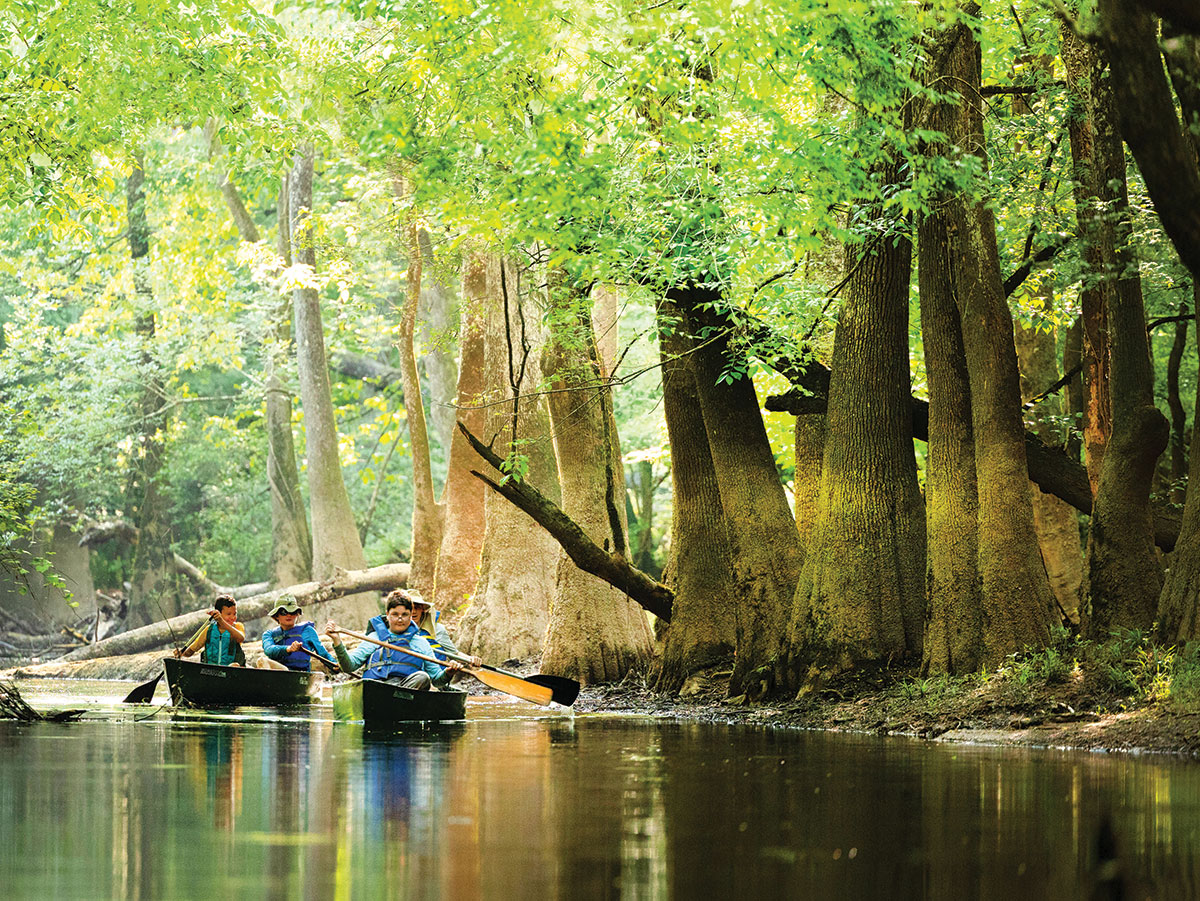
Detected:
left=332, top=678, right=468, bottom=725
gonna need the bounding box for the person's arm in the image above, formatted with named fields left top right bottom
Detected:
left=435, top=622, right=482, bottom=667
left=301, top=626, right=337, bottom=666
left=217, top=618, right=245, bottom=644
left=412, top=634, right=447, bottom=682
left=178, top=619, right=212, bottom=658
left=261, top=628, right=288, bottom=662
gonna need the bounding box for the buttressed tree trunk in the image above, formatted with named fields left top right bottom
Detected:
left=216, top=164, right=312, bottom=588
left=918, top=154, right=983, bottom=674
left=789, top=161, right=925, bottom=683
left=125, top=157, right=184, bottom=627
left=455, top=256, right=561, bottom=661
left=290, top=149, right=374, bottom=626
left=399, top=206, right=444, bottom=593
left=655, top=296, right=737, bottom=694
left=668, top=286, right=801, bottom=700
left=430, top=253, right=487, bottom=612
left=948, top=23, right=1056, bottom=662
left=539, top=281, right=654, bottom=684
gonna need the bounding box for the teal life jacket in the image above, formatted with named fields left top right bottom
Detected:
left=362, top=616, right=423, bottom=681
left=199, top=620, right=244, bottom=666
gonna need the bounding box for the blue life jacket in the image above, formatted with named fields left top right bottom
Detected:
left=268, top=621, right=319, bottom=671
left=362, top=617, right=424, bottom=681
left=415, top=610, right=449, bottom=660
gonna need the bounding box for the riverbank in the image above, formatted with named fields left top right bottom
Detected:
left=7, top=628, right=1200, bottom=757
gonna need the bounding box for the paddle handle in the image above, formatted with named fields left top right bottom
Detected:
left=297, top=647, right=341, bottom=673
left=333, top=629, right=454, bottom=670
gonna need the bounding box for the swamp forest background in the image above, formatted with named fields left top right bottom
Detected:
left=5, top=0, right=1200, bottom=710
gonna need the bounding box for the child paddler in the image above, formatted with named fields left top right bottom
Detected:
left=259, top=596, right=337, bottom=672
left=174, top=594, right=246, bottom=666
left=324, top=590, right=463, bottom=689
left=409, top=591, right=481, bottom=668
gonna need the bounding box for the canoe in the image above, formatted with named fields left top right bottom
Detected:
left=164, top=657, right=319, bottom=708
left=332, top=678, right=467, bottom=725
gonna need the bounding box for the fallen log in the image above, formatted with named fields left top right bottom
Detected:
left=57, top=563, right=410, bottom=663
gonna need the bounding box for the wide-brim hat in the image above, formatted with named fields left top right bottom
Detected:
left=409, top=593, right=432, bottom=608
left=268, top=595, right=302, bottom=617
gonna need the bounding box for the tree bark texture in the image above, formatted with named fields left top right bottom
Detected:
left=1167, top=304, right=1189, bottom=505
left=58, top=564, right=410, bottom=663
left=1069, top=20, right=1170, bottom=637
left=655, top=308, right=737, bottom=691
left=455, top=257, right=561, bottom=661
left=417, top=227, right=460, bottom=457
left=125, top=158, right=184, bottom=628
left=1062, top=27, right=1114, bottom=496
left=919, top=195, right=983, bottom=675
left=1159, top=286, right=1200, bottom=641
left=945, top=21, right=1056, bottom=662
left=1100, top=0, right=1200, bottom=280
left=399, top=209, right=445, bottom=593
left=789, top=183, right=925, bottom=682
left=1015, top=323, right=1083, bottom=624
left=539, top=282, right=655, bottom=683
left=430, top=254, right=487, bottom=611
left=290, top=149, right=373, bottom=626
left=666, top=286, right=801, bottom=699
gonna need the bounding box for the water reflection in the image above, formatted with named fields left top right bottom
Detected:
left=2, top=705, right=1200, bottom=899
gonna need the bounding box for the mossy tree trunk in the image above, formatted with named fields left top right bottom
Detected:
left=666, top=286, right=800, bottom=699
left=654, top=295, right=736, bottom=694
left=788, top=164, right=925, bottom=683
left=539, top=282, right=654, bottom=683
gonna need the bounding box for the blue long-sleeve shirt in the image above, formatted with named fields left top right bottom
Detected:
left=333, top=623, right=446, bottom=683
left=262, top=621, right=336, bottom=671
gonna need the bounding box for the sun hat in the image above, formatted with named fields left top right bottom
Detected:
left=268, top=595, right=302, bottom=617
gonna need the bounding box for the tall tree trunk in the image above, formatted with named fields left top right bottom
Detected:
left=430, top=254, right=487, bottom=612
left=1160, top=286, right=1200, bottom=640
left=919, top=191, right=983, bottom=675
left=951, top=24, right=1056, bottom=662
left=1062, top=27, right=1114, bottom=496
left=215, top=161, right=312, bottom=588
left=789, top=168, right=925, bottom=683
left=1067, top=26, right=1170, bottom=637
left=417, top=228, right=460, bottom=459
left=455, top=257, right=560, bottom=661
left=668, top=286, right=801, bottom=699
left=125, top=156, right=183, bottom=627
left=540, top=281, right=654, bottom=683
left=290, top=149, right=372, bottom=625
left=1167, top=304, right=1189, bottom=505
left=655, top=297, right=736, bottom=693
left=399, top=206, right=444, bottom=592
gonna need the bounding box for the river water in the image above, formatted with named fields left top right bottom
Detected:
left=1, top=680, right=1197, bottom=899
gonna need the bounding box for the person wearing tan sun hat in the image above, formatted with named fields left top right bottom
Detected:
left=408, top=590, right=482, bottom=669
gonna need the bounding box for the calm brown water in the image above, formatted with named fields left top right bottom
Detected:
left=0, top=680, right=1197, bottom=899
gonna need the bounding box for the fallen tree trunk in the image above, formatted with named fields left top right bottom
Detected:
left=458, top=423, right=674, bottom=621
left=57, top=563, right=410, bottom=662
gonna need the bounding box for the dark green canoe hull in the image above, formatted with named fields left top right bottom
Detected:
left=332, top=678, right=467, bottom=725
left=164, top=657, right=318, bottom=708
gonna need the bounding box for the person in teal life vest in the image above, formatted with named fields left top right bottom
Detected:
left=324, top=590, right=463, bottom=689
left=409, top=592, right=482, bottom=668
left=259, top=596, right=337, bottom=672
left=174, top=595, right=246, bottom=666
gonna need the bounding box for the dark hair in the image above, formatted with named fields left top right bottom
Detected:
left=385, top=589, right=413, bottom=613
left=214, top=594, right=236, bottom=612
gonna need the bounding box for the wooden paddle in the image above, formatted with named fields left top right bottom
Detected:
left=436, top=648, right=579, bottom=706
left=123, top=616, right=213, bottom=703
left=333, top=629, right=554, bottom=707
left=298, top=646, right=344, bottom=675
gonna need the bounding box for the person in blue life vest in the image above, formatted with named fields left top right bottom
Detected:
left=174, top=594, right=246, bottom=666
left=258, top=596, right=337, bottom=672
left=409, top=592, right=482, bottom=669
left=324, top=590, right=464, bottom=690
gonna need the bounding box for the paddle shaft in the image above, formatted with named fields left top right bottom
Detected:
left=333, top=629, right=450, bottom=669
left=298, top=646, right=344, bottom=674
